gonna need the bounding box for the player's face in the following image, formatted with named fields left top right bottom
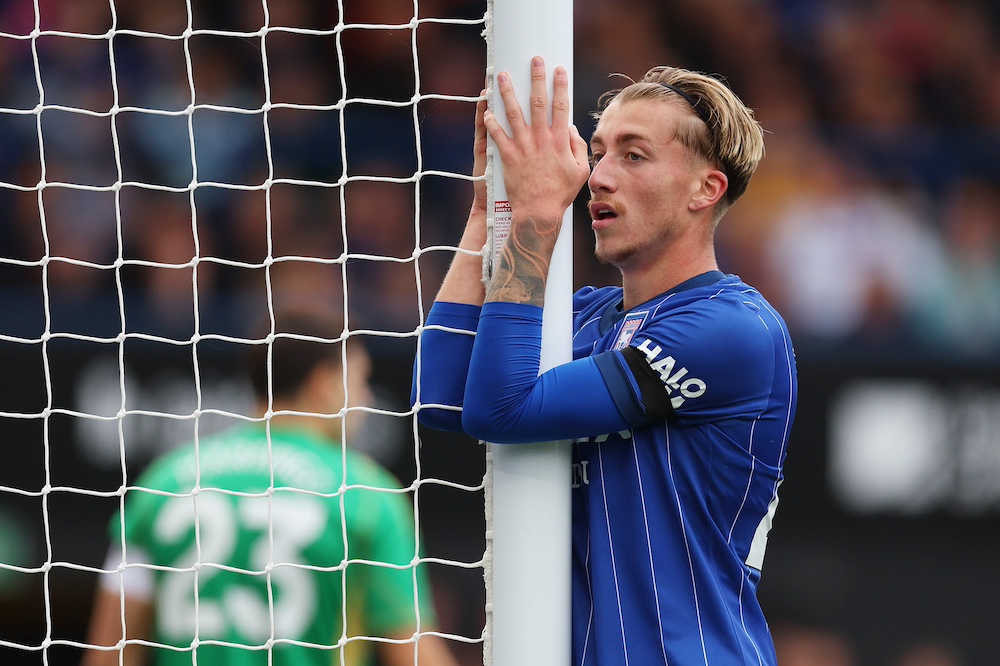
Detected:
left=587, top=98, right=707, bottom=270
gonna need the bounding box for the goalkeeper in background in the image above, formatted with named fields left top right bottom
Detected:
left=414, top=58, right=797, bottom=664
left=84, top=309, right=459, bottom=666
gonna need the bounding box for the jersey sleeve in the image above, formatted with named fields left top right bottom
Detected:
left=97, top=545, right=155, bottom=599
left=461, top=293, right=783, bottom=443
left=625, top=297, right=777, bottom=422
left=462, top=302, right=658, bottom=444
left=411, top=301, right=482, bottom=432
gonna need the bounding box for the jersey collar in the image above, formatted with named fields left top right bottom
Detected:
left=599, top=270, right=727, bottom=335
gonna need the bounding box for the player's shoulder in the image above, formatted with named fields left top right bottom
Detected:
left=573, top=285, right=622, bottom=331
left=642, top=275, right=789, bottom=362
left=655, top=274, right=783, bottom=329
left=574, top=285, right=622, bottom=312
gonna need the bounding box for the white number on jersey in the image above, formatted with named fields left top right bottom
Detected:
left=154, top=492, right=329, bottom=643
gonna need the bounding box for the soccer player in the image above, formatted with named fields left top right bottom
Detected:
left=413, top=57, right=797, bottom=664
left=84, top=310, right=459, bottom=666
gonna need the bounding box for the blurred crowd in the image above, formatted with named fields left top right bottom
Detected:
left=576, top=0, right=1000, bottom=360
left=0, top=0, right=486, bottom=344
left=0, top=0, right=998, bottom=359
left=772, top=623, right=966, bottom=666
left=0, top=2, right=995, bottom=664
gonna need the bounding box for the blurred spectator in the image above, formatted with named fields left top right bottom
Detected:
left=910, top=178, right=1000, bottom=357
left=894, top=642, right=965, bottom=666
left=575, top=0, right=676, bottom=136
left=120, top=189, right=218, bottom=339
left=342, top=174, right=432, bottom=332
left=4, top=0, right=998, bottom=357
left=763, top=143, right=943, bottom=348
left=771, top=623, right=857, bottom=666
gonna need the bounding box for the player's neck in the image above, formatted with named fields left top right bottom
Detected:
left=256, top=407, right=343, bottom=443
left=621, top=242, right=718, bottom=310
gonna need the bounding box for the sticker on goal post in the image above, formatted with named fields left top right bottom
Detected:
left=492, top=200, right=512, bottom=267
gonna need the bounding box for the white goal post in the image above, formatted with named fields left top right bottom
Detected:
left=0, top=0, right=577, bottom=663
left=483, top=1, right=575, bottom=665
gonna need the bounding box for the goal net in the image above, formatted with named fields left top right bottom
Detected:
left=0, top=1, right=490, bottom=664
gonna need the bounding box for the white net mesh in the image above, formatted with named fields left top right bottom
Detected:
left=0, top=1, right=487, bottom=664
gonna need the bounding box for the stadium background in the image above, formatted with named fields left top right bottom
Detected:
left=0, top=0, right=999, bottom=664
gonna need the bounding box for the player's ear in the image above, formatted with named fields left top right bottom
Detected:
left=689, top=168, right=727, bottom=212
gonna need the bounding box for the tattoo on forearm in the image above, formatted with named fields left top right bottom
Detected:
left=485, top=216, right=556, bottom=306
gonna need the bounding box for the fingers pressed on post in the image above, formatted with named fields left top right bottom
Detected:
left=483, top=86, right=508, bottom=151
left=475, top=89, right=488, bottom=141
left=483, top=57, right=588, bottom=218
left=472, top=88, right=489, bottom=204
left=496, top=71, right=524, bottom=130
left=529, top=56, right=549, bottom=131
left=551, top=66, right=571, bottom=130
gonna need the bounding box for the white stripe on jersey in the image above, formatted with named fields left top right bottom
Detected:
left=580, top=537, right=595, bottom=666
left=766, top=300, right=797, bottom=475
left=597, top=445, right=630, bottom=665
left=728, top=417, right=760, bottom=545
left=737, top=570, right=766, bottom=666
left=665, top=423, right=711, bottom=665
left=631, top=436, right=671, bottom=665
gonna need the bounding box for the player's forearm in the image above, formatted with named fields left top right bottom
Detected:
left=462, top=302, right=635, bottom=444
left=433, top=207, right=487, bottom=306
left=484, top=213, right=559, bottom=307
left=82, top=588, right=152, bottom=666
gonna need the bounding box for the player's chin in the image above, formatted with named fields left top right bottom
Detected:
left=593, top=240, right=635, bottom=267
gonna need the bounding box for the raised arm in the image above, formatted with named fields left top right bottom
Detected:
left=459, top=58, right=654, bottom=445
left=417, top=60, right=606, bottom=442
left=411, top=91, right=491, bottom=430
left=480, top=56, right=590, bottom=306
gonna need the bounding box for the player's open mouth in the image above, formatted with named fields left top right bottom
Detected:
left=590, top=202, right=618, bottom=228
left=590, top=202, right=617, bottom=220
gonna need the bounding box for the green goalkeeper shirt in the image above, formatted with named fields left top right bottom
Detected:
left=109, top=423, right=436, bottom=666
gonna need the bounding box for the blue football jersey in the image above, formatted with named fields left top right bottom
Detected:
left=569, top=272, right=797, bottom=665
left=412, top=271, right=797, bottom=665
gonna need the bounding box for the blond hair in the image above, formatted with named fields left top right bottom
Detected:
left=594, top=66, right=765, bottom=222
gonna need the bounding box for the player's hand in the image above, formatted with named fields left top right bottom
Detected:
left=483, top=57, right=590, bottom=229
left=471, top=87, right=489, bottom=215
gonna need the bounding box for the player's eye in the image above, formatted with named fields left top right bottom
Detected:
left=625, top=152, right=643, bottom=162
left=589, top=153, right=604, bottom=167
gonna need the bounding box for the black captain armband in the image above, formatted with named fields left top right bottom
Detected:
left=620, top=346, right=675, bottom=422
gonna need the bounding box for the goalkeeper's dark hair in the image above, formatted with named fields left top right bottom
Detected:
left=247, top=308, right=346, bottom=403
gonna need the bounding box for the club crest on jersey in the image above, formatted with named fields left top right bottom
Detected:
left=635, top=338, right=707, bottom=409
left=613, top=311, right=649, bottom=350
